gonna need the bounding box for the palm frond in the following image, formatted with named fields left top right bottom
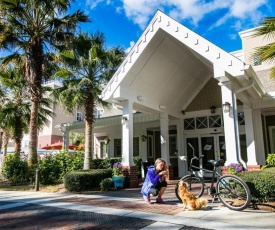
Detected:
left=253, top=17, right=275, bottom=40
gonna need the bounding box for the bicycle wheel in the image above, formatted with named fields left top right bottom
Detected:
left=175, top=175, right=204, bottom=201
left=216, top=174, right=251, bottom=211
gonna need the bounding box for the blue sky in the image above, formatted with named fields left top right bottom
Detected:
left=72, top=0, right=275, bottom=53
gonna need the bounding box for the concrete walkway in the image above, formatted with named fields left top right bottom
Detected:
left=0, top=182, right=274, bottom=230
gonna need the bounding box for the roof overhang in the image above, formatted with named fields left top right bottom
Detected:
left=102, top=10, right=265, bottom=118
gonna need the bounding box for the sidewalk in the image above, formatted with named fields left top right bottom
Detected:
left=0, top=180, right=274, bottom=229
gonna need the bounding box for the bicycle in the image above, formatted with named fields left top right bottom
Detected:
left=175, top=143, right=251, bottom=211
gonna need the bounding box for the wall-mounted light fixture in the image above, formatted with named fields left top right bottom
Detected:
left=181, top=110, right=185, bottom=115
left=104, top=137, right=110, bottom=145
left=137, top=96, right=145, bottom=101
left=121, top=116, right=128, bottom=125
left=159, top=104, right=166, bottom=110
left=210, top=106, right=216, bottom=114
left=223, top=102, right=231, bottom=113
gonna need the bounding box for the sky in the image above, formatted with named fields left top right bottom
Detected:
left=71, top=0, right=275, bottom=53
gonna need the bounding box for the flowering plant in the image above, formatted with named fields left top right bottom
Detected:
left=228, top=163, right=243, bottom=174
left=112, top=162, right=123, bottom=176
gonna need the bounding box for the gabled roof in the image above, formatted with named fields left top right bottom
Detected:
left=102, top=10, right=264, bottom=118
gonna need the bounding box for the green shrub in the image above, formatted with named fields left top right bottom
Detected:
left=238, top=167, right=275, bottom=202
left=133, top=156, right=143, bottom=178
left=70, top=152, right=84, bottom=170
left=91, top=158, right=121, bottom=169
left=64, top=169, right=112, bottom=192
left=54, top=151, right=73, bottom=179
left=2, top=154, right=28, bottom=184
left=262, top=153, right=275, bottom=169
left=38, top=155, right=61, bottom=185
left=100, top=178, right=113, bottom=191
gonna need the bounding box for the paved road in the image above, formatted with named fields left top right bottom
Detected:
left=0, top=200, right=210, bottom=230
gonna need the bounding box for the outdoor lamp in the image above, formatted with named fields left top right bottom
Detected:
left=210, top=106, right=216, bottom=114
left=223, top=102, right=231, bottom=113
left=121, top=116, right=128, bottom=125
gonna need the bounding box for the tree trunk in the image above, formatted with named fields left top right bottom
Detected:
left=83, top=95, right=95, bottom=170
left=3, top=130, right=10, bottom=157
left=14, top=117, right=23, bottom=154
left=83, top=119, right=92, bottom=170
left=25, top=40, right=43, bottom=167
left=28, top=98, right=39, bottom=166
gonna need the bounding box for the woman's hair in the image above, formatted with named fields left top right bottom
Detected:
left=154, top=158, right=166, bottom=169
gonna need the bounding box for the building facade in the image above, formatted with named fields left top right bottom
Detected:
left=31, top=11, right=275, bottom=185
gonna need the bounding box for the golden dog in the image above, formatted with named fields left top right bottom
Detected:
left=178, top=181, right=208, bottom=211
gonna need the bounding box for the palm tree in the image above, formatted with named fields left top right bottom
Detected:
left=53, top=32, right=124, bottom=170
left=253, top=17, right=275, bottom=79
left=0, top=67, right=53, bottom=154
left=0, top=0, right=89, bottom=166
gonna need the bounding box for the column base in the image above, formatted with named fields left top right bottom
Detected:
left=166, top=165, right=174, bottom=180
left=247, top=165, right=261, bottom=172
left=221, top=166, right=230, bottom=175
left=122, top=166, right=139, bottom=188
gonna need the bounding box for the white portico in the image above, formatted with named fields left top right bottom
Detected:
left=101, top=10, right=265, bottom=183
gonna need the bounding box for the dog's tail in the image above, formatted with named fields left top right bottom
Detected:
left=196, top=197, right=208, bottom=208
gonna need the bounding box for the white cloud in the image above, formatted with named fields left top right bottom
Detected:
left=85, top=0, right=270, bottom=40
left=125, top=41, right=135, bottom=53
left=120, top=0, right=268, bottom=31
left=86, top=0, right=111, bottom=9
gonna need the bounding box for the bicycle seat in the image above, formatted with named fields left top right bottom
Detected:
left=208, top=159, right=224, bottom=167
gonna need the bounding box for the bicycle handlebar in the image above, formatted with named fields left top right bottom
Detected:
left=190, top=155, right=204, bottom=164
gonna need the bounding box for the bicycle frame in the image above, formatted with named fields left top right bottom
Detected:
left=177, top=143, right=251, bottom=210
left=187, top=143, right=223, bottom=196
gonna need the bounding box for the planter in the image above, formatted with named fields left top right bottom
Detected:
left=112, top=176, right=126, bottom=188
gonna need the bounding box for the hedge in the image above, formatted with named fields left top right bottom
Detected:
left=63, top=169, right=112, bottom=192
left=237, top=167, right=275, bottom=203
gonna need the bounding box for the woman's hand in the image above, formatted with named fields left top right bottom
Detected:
left=160, top=171, right=167, bottom=176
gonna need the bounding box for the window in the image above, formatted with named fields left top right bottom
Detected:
left=114, top=139, right=122, bottom=157
left=133, top=137, right=139, bottom=157
left=196, top=116, right=207, bottom=129
left=184, top=118, right=195, bottom=130
left=209, top=115, right=222, bottom=128
left=147, top=135, right=154, bottom=158
left=96, top=109, right=104, bottom=118
left=169, top=135, right=177, bottom=157
left=253, top=55, right=262, bottom=66
left=238, top=112, right=245, bottom=125
left=76, top=112, right=83, bottom=121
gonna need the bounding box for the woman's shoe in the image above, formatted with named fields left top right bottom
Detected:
left=143, top=195, right=151, bottom=204
left=156, top=197, right=165, bottom=204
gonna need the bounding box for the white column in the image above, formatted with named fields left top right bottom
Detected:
left=177, top=119, right=186, bottom=177
left=253, top=109, right=265, bottom=165
left=65, top=130, right=69, bottom=150
left=121, top=100, right=134, bottom=166
left=220, top=81, right=239, bottom=165
left=160, top=112, right=170, bottom=165
left=243, top=103, right=258, bottom=165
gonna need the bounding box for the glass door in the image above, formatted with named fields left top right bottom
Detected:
left=201, top=135, right=225, bottom=177
left=201, top=136, right=215, bottom=171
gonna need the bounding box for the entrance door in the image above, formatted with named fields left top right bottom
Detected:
left=201, top=135, right=224, bottom=177
left=185, top=135, right=224, bottom=177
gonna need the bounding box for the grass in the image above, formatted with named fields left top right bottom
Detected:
left=0, top=180, right=65, bottom=193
